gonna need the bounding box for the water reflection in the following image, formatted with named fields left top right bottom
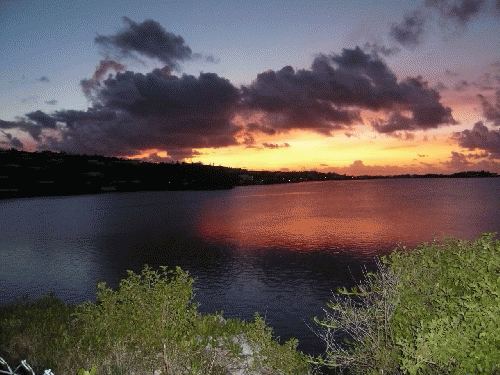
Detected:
left=197, top=179, right=500, bottom=256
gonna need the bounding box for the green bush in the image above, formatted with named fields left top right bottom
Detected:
left=310, top=258, right=401, bottom=374
left=0, top=265, right=312, bottom=374
left=313, top=233, right=500, bottom=374
left=0, top=292, right=76, bottom=373
left=390, top=233, right=500, bottom=374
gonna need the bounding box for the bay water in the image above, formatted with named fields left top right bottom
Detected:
left=1, top=178, right=499, bottom=355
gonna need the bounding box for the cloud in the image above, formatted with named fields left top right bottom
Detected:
left=81, top=59, right=126, bottom=102
left=0, top=131, right=23, bottom=149
left=0, top=118, right=42, bottom=141
left=390, top=11, right=426, bottom=47
left=136, top=151, right=202, bottom=163
left=94, top=70, right=241, bottom=150
left=442, top=150, right=471, bottom=170
left=52, top=107, right=117, bottom=128
left=95, top=17, right=215, bottom=69
left=45, top=99, right=58, bottom=105
left=426, top=0, right=486, bottom=25
left=454, top=80, right=470, bottom=91
left=390, top=131, right=416, bottom=140
left=371, top=91, right=457, bottom=134
left=2, top=68, right=241, bottom=158
left=38, top=76, right=50, bottom=83
left=478, top=90, right=500, bottom=126
left=261, top=142, right=290, bottom=149
left=242, top=47, right=456, bottom=136
left=163, top=149, right=202, bottom=159
left=434, top=82, right=449, bottom=91
left=391, top=0, right=494, bottom=48
left=452, top=121, right=500, bottom=158
left=362, top=42, right=400, bottom=57
left=99, top=70, right=238, bottom=122
left=138, top=152, right=173, bottom=163
left=245, top=122, right=277, bottom=136
left=473, top=72, right=500, bottom=91
left=25, top=110, right=57, bottom=129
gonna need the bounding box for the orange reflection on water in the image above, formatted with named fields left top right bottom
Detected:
left=195, top=182, right=431, bottom=255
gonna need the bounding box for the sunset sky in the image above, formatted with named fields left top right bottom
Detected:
left=1, top=0, right=500, bottom=175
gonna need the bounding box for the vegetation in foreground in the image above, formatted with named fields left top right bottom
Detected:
left=1, top=233, right=499, bottom=374
left=313, top=232, right=500, bottom=374
left=0, top=266, right=311, bottom=375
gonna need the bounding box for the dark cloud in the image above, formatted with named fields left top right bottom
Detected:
left=95, top=17, right=215, bottom=69
left=25, top=110, right=57, bottom=129
left=478, top=91, right=500, bottom=126
left=240, top=63, right=361, bottom=135
left=99, top=70, right=239, bottom=123
left=390, top=11, right=426, bottom=47
left=391, top=0, right=493, bottom=48
left=242, top=47, right=456, bottom=135
left=38, top=76, right=50, bottom=83
left=261, top=142, right=290, bottom=149
left=45, top=99, right=58, bottom=105
left=136, top=149, right=202, bottom=163
left=245, top=122, right=277, bottom=136
left=0, top=131, right=23, bottom=149
left=434, top=82, right=449, bottom=91
left=467, top=151, right=492, bottom=159
left=473, top=73, right=500, bottom=91
left=390, top=131, right=416, bottom=140
left=9, top=137, right=23, bottom=149
left=52, top=107, right=117, bottom=128
left=81, top=59, right=126, bottom=102
left=426, top=0, right=486, bottom=25
left=164, top=149, right=202, bottom=159
left=2, top=68, right=241, bottom=158
left=452, top=121, right=500, bottom=158
left=0, top=118, right=43, bottom=141
left=362, top=42, right=400, bottom=57
left=443, top=150, right=472, bottom=170
left=138, top=152, right=173, bottom=163
left=454, top=80, right=470, bottom=91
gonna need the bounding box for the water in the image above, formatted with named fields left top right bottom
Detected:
left=1, top=178, right=499, bottom=355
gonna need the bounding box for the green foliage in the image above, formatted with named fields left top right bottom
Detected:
left=0, top=292, right=76, bottom=373
left=243, top=312, right=311, bottom=374
left=311, top=259, right=401, bottom=374
left=1, top=265, right=312, bottom=374
left=390, top=233, right=500, bottom=374
left=78, top=366, right=97, bottom=375
left=74, top=266, right=200, bottom=359
left=314, top=233, right=500, bottom=374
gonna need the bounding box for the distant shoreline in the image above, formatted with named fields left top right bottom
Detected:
left=1, top=148, right=498, bottom=200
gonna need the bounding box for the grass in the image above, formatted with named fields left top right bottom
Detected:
left=2, top=233, right=500, bottom=374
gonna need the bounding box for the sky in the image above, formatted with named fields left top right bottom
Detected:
left=1, top=0, right=500, bottom=175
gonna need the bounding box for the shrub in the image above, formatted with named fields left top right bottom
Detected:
left=310, top=258, right=401, bottom=374
left=0, top=293, right=76, bottom=373
left=313, top=233, right=500, bottom=374
left=390, top=233, right=500, bottom=374
left=1, top=265, right=312, bottom=374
